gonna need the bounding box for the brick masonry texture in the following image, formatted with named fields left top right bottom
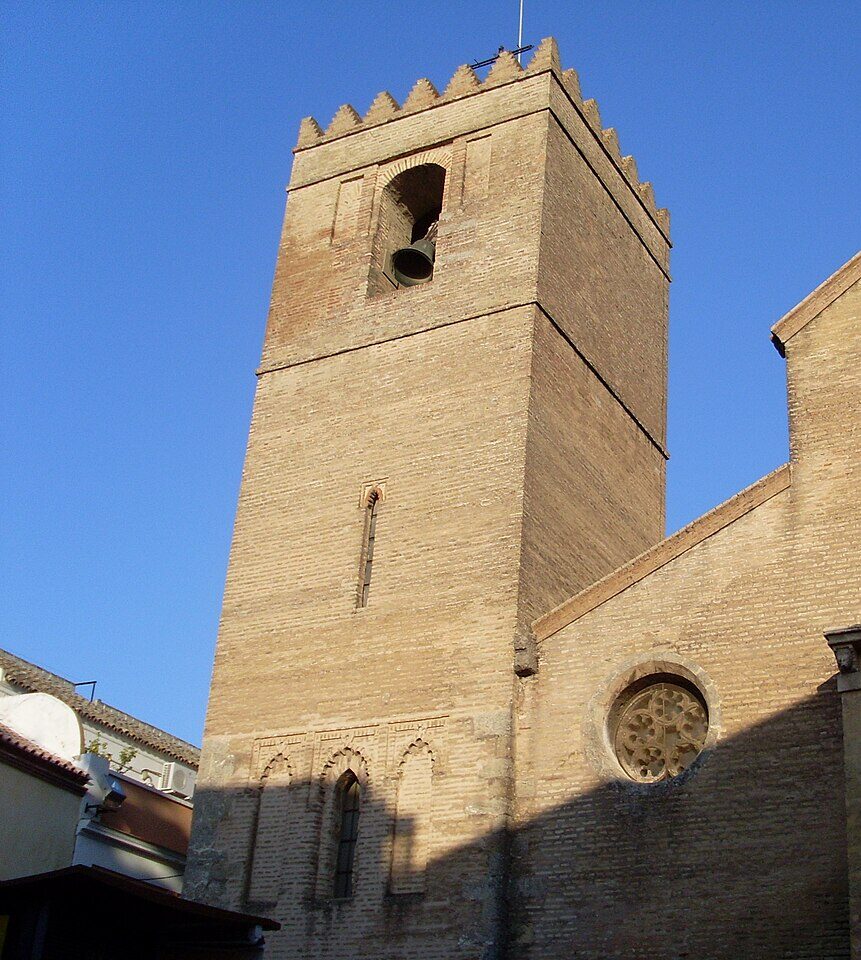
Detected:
left=185, top=37, right=860, bottom=960
left=517, top=274, right=860, bottom=959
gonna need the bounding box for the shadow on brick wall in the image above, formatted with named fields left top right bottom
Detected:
left=187, top=682, right=850, bottom=960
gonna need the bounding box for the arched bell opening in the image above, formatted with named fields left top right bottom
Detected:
left=370, top=163, right=446, bottom=294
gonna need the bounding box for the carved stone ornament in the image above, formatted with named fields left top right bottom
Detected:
left=613, top=682, right=708, bottom=783
left=826, top=626, right=861, bottom=675
left=833, top=644, right=859, bottom=674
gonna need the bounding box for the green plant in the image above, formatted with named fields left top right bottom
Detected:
left=85, top=735, right=112, bottom=760
left=115, top=746, right=138, bottom=773
left=84, top=737, right=137, bottom=773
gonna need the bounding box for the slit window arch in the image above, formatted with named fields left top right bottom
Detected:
left=357, top=488, right=382, bottom=608
left=333, top=771, right=361, bottom=899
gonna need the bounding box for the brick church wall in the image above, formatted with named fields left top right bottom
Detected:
left=522, top=276, right=860, bottom=958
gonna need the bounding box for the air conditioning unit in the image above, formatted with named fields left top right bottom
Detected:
left=159, top=762, right=196, bottom=799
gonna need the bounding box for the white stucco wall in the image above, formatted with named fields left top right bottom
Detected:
left=73, top=822, right=186, bottom=893
left=0, top=761, right=80, bottom=880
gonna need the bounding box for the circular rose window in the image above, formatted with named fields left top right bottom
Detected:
left=612, top=678, right=708, bottom=783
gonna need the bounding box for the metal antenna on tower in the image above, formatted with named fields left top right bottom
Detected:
left=517, top=0, right=525, bottom=62
left=471, top=2, right=532, bottom=75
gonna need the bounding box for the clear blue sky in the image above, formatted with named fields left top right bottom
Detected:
left=2, top=2, right=858, bottom=747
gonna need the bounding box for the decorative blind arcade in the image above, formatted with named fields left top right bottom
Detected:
left=247, top=756, right=291, bottom=904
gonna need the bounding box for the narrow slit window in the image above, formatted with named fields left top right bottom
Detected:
left=358, top=492, right=380, bottom=607
left=333, top=772, right=360, bottom=899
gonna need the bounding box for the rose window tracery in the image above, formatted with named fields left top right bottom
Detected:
left=612, top=680, right=708, bottom=782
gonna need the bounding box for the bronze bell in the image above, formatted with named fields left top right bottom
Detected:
left=391, top=221, right=438, bottom=287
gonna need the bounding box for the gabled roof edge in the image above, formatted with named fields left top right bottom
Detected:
left=771, top=251, right=861, bottom=356
left=533, top=463, right=791, bottom=642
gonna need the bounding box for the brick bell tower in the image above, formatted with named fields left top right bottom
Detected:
left=186, top=38, right=670, bottom=959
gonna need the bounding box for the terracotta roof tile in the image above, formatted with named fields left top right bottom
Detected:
left=0, top=648, right=199, bottom=767
left=0, top=721, right=90, bottom=784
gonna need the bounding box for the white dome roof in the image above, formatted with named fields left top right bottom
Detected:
left=0, top=692, right=84, bottom=760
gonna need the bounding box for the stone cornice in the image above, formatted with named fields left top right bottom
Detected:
left=826, top=625, right=861, bottom=693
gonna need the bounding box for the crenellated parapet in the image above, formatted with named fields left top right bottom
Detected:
left=293, top=37, right=668, bottom=233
